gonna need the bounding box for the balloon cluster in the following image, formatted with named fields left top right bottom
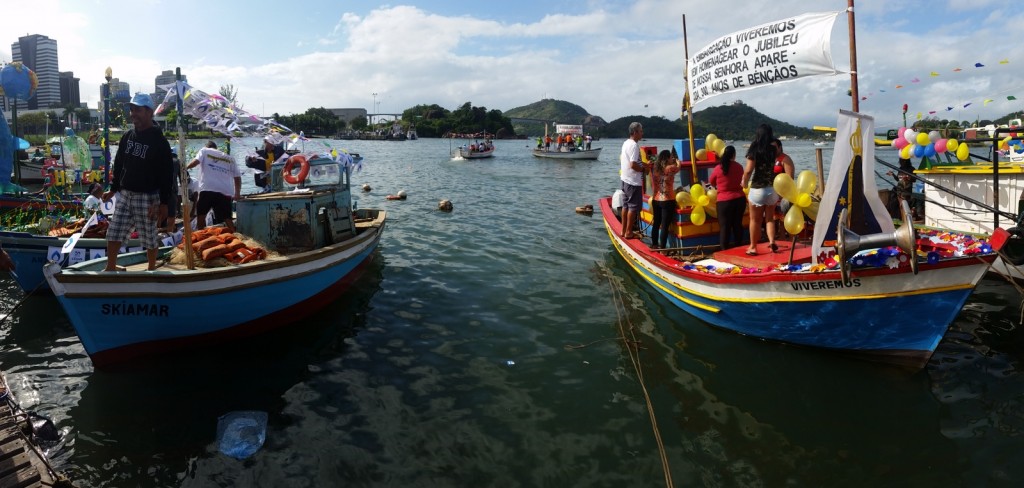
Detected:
left=772, top=170, right=819, bottom=234
left=696, top=133, right=726, bottom=160
left=675, top=184, right=716, bottom=226
left=891, top=127, right=969, bottom=161
left=0, top=62, right=38, bottom=101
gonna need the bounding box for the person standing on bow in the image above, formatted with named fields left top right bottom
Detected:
left=187, top=140, right=242, bottom=231
left=649, top=150, right=680, bottom=249
left=102, top=93, right=175, bottom=271
left=619, top=122, right=646, bottom=240
left=741, top=123, right=781, bottom=255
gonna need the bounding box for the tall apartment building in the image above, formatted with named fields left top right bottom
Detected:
left=59, top=71, right=81, bottom=107
left=11, top=34, right=61, bottom=110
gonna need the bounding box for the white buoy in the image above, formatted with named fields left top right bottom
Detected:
left=438, top=199, right=453, bottom=212
left=362, top=183, right=371, bottom=192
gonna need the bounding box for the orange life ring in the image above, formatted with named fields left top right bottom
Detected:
left=283, top=155, right=310, bottom=185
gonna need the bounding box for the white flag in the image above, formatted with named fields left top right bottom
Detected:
left=687, top=11, right=841, bottom=107
left=61, top=213, right=99, bottom=255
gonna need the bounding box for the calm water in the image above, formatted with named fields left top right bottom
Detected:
left=1, top=138, right=1023, bottom=487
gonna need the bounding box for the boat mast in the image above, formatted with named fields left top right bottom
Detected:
left=847, top=0, right=859, bottom=112
left=176, top=67, right=195, bottom=270
left=681, top=15, right=698, bottom=182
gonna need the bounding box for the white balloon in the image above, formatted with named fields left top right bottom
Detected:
left=928, top=130, right=940, bottom=142
left=903, top=129, right=917, bottom=144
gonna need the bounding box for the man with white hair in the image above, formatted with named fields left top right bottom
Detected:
left=619, top=122, right=646, bottom=239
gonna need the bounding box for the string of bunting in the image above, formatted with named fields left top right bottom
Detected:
left=155, top=81, right=360, bottom=171
left=859, top=58, right=1018, bottom=118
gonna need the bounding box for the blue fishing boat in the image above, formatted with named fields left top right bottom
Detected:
left=43, top=153, right=385, bottom=366
left=601, top=4, right=1014, bottom=369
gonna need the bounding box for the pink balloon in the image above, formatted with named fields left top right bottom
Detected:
left=934, top=139, right=947, bottom=153
left=894, top=137, right=908, bottom=149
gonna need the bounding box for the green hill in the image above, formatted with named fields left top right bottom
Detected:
left=599, top=101, right=817, bottom=141
left=504, top=98, right=816, bottom=140
left=504, top=99, right=607, bottom=135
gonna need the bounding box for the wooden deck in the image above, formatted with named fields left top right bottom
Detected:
left=0, top=377, right=74, bottom=488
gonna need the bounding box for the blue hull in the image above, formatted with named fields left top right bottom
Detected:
left=53, top=240, right=378, bottom=364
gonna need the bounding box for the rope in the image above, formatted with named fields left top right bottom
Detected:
left=602, top=266, right=674, bottom=488
left=0, top=278, right=47, bottom=328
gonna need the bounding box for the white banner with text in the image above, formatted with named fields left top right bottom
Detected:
left=687, top=11, right=842, bottom=107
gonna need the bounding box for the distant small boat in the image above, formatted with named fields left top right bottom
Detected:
left=536, top=124, right=598, bottom=159
left=532, top=147, right=601, bottom=160
left=813, top=141, right=828, bottom=146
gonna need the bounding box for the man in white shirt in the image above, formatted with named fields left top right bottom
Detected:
left=186, top=141, right=242, bottom=231
left=619, top=122, right=646, bottom=239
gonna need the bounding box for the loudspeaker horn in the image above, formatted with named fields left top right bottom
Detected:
left=836, top=200, right=918, bottom=286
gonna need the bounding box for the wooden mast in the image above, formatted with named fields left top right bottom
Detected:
left=682, top=15, right=698, bottom=182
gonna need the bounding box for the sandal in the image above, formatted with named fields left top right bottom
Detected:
left=745, top=249, right=758, bottom=256
left=769, top=243, right=779, bottom=253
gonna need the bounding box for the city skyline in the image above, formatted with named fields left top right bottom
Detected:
left=3, top=1, right=1024, bottom=131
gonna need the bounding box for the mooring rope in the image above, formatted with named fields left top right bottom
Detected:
left=602, top=269, right=674, bottom=488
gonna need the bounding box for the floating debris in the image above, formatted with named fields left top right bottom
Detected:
left=361, top=183, right=371, bottom=192
left=438, top=199, right=454, bottom=212
left=575, top=204, right=594, bottom=215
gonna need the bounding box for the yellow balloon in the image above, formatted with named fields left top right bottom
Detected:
left=705, top=188, right=718, bottom=206
left=713, top=138, right=726, bottom=156
left=772, top=173, right=798, bottom=202
left=690, top=205, right=706, bottom=226
left=956, top=143, right=970, bottom=161
left=743, top=186, right=750, bottom=196
left=696, top=148, right=708, bottom=160
left=705, top=134, right=718, bottom=149
left=916, top=132, right=930, bottom=146
left=697, top=195, right=709, bottom=207
left=690, top=183, right=706, bottom=200
left=900, top=145, right=913, bottom=159
left=784, top=205, right=805, bottom=235
left=676, top=191, right=692, bottom=207
left=796, top=192, right=812, bottom=208
left=946, top=139, right=959, bottom=151
left=705, top=205, right=718, bottom=218
left=795, top=170, right=817, bottom=195
left=804, top=200, right=819, bottom=220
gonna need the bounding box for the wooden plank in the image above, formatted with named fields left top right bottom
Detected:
left=0, top=450, right=31, bottom=478
left=0, top=464, right=41, bottom=488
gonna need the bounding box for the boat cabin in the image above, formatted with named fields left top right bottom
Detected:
left=234, top=155, right=357, bottom=253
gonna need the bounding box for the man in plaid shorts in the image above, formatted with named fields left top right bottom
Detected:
left=101, top=93, right=175, bottom=271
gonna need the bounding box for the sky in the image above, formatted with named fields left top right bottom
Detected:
left=4, top=0, right=1024, bottom=131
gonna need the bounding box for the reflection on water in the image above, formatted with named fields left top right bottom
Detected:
left=1, top=139, right=1023, bottom=486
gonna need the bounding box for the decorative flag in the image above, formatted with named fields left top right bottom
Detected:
left=916, top=112, right=922, bottom=119
left=999, top=59, right=1009, bottom=64
left=964, top=102, right=972, bottom=108
left=946, top=106, right=953, bottom=111
left=984, top=99, right=994, bottom=105
left=930, top=72, right=939, bottom=77
left=953, top=68, right=963, bottom=72
left=895, top=85, right=904, bottom=89
left=686, top=11, right=841, bottom=106
left=60, top=213, right=99, bottom=255
left=929, top=111, right=936, bottom=115
left=811, top=110, right=892, bottom=264
left=1009, top=96, right=1018, bottom=101
left=911, top=77, right=921, bottom=83
left=975, top=63, right=985, bottom=67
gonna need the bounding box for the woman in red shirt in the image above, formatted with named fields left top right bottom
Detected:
left=708, top=145, right=747, bottom=250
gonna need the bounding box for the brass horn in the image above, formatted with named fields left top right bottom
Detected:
left=836, top=200, right=918, bottom=286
